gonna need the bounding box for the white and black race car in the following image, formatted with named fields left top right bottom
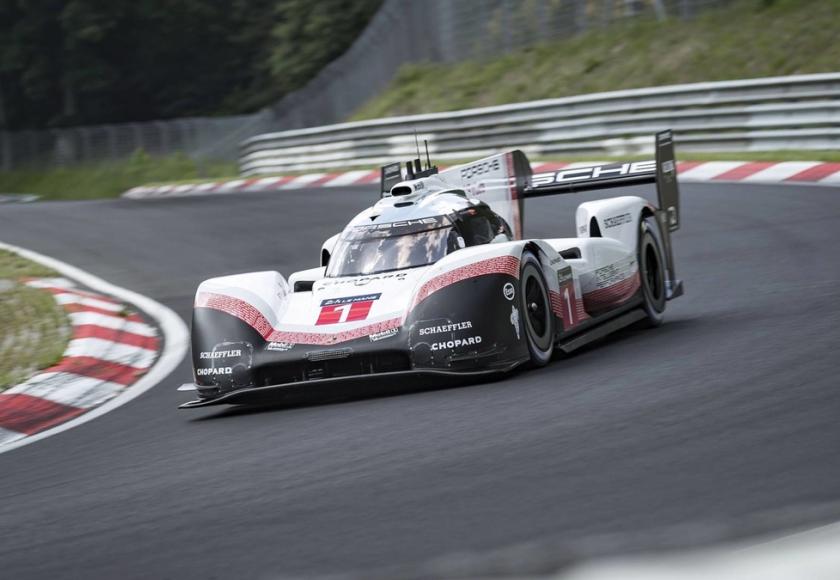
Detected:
left=179, top=131, right=683, bottom=408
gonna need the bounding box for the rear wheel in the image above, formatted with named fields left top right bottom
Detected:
left=638, top=219, right=667, bottom=327
left=519, top=252, right=554, bottom=366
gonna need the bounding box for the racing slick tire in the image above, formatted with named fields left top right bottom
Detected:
left=638, top=219, right=667, bottom=327
left=519, top=252, right=555, bottom=366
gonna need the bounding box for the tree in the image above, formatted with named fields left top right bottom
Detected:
left=0, top=0, right=383, bottom=130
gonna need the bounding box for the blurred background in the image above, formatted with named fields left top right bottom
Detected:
left=1, top=0, right=838, bottom=198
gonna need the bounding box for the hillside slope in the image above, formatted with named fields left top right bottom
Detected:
left=352, top=0, right=840, bottom=120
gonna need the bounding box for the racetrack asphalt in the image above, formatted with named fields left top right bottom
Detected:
left=0, top=182, right=839, bottom=578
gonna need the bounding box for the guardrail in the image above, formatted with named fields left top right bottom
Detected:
left=239, top=73, right=840, bottom=175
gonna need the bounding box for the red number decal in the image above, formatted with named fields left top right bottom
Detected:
left=316, top=300, right=374, bottom=325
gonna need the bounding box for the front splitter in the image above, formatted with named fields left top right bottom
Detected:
left=179, top=365, right=520, bottom=409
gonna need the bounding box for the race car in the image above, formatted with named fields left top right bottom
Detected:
left=178, top=130, right=683, bottom=408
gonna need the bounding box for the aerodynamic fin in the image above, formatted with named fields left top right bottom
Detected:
left=523, top=130, right=682, bottom=298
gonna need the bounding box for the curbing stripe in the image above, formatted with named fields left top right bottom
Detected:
left=0, top=282, right=157, bottom=437
left=52, top=292, right=125, bottom=312
left=743, top=161, right=821, bottom=182
left=67, top=311, right=157, bottom=336
left=712, top=161, right=775, bottom=181
left=787, top=162, right=840, bottom=182
left=72, top=325, right=160, bottom=349
left=121, top=160, right=840, bottom=200
left=819, top=168, right=840, bottom=184
left=0, top=394, right=86, bottom=435
left=679, top=161, right=746, bottom=180
left=63, top=337, right=158, bottom=368
left=45, top=356, right=144, bottom=385
left=0, top=241, right=188, bottom=455
left=324, top=169, right=376, bottom=187
left=5, top=372, right=125, bottom=409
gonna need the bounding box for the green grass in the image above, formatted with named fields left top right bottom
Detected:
left=353, top=0, right=840, bottom=120
left=0, top=150, right=237, bottom=201
left=0, top=250, right=70, bottom=391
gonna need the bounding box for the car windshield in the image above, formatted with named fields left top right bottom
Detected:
left=327, top=216, right=460, bottom=277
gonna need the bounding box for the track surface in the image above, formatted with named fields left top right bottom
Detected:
left=1, top=183, right=839, bottom=578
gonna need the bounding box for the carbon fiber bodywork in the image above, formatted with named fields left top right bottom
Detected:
left=185, top=272, right=529, bottom=407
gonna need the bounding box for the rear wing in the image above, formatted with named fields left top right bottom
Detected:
left=524, top=130, right=680, bottom=231
left=524, top=130, right=682, bottom=298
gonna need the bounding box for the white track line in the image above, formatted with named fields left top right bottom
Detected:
left=0, top=241, right=189, bottom=455
left=558, top=522, right=840, bottom=580
left=0, top=427, right=25, bottom=445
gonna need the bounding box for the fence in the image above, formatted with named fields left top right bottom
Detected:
left=0, top=0, right=732, bottom=170
left=239, top=73, right=840, bottom=175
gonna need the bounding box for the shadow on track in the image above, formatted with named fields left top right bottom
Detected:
left=191, top=315, right=699, bottom=421
left=189, top=371, right=512, bottom=421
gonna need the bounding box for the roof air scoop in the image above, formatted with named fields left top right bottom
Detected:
left=391, top=185, right=413, bottom=196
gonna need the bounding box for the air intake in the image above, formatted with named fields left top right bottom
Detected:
left=306, top=348, right=353, bottom=362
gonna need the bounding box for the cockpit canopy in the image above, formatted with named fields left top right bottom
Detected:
left=326, top=204, right=512, bottom=278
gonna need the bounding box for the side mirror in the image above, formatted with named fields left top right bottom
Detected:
left=289, top=266, right=327, bottom=293
left=321, top=233, right=340, bottom=266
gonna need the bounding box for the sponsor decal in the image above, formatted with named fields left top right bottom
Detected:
left=503, top=282, right=516, bottom=301
left=666, top=206, right=678, bottom=228
left=197, top=367, right=232, bottom=376
left=266, top=341, right=294, bottom=352
left=594, top=259, right=636, bottom=289
left=431, top=336, right=482, bottom=351
left=459, top=158, right=501, bottom=181
left=199, top=349, right=242, bottom=359
left=531, top=161, right=656, bottom=187
left=603, top=212, right=632, bottom=229
left=317, top=293, right=381, bottom=325
left=319, top=272, right=407, bottom=288
left=557, top=266, right=573, bottom=286
left=419, top=321, right=473, bottom=336
left=578, top=224, right=588, bottom=235
left=554, top=267, right=578, bottom=328
left=510, top=306, right=521, bottom=340
left=348, top=217, right=445, bottom=238
left=369, top=328, right=399, bottom=342
left=381, top=162, right=402, bottom=190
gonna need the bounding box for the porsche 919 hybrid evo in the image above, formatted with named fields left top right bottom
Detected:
left=179, top=130, right=683, bottom=407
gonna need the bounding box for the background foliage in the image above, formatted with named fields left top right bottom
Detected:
left=0, top=0, right=382, bottom=130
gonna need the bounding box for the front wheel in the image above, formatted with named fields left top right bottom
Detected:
left=519, top=252, right=555, bottom=366
left=638, top=219, right=667, bottom=327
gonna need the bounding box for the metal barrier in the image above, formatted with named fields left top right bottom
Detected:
left=0, top=0, right=731, bottom=170
left=239, top=73, right=840, bottom=175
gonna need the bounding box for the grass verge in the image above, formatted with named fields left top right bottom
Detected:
left=0, top=150, right=237, bottom=201
left=0, top=250, right=71, bottom=391
left=352, top=0, right=840, bottom=119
